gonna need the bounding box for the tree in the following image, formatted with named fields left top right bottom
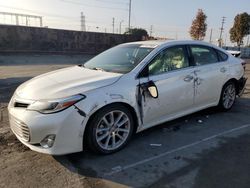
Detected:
left=189, top=9, right=207, bottom=40
left=230, top=12, right=250, bottom=46
left=125, top=28, right=149, bottom=40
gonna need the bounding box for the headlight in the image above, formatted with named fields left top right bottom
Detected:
left=27, top=94, right=85, bottom=114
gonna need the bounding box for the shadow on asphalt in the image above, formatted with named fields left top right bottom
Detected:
left=54, top=97, right=250, bottom=187
left=0, top=54, right=93, bottom=66
left=147, top=133, right=250, bottom=188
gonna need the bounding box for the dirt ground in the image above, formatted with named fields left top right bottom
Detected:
left=0, top=57, right=250, bottom=188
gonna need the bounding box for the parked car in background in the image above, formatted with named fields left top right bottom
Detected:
left=226, top=50, right=241, bottom=57
left=8, top=40, right=247, bottom=155
left=226, top=50, right=246, bottom=70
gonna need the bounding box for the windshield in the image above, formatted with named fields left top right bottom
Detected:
left=84, top=44, right=153, bottom=74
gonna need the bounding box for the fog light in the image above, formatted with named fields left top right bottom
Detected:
left=40, top=134, right=56, bottom=148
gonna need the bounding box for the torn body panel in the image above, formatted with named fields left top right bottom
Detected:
left=136, top=80, right=159, bottom=125
left=73, top=77, right=142, bottom=144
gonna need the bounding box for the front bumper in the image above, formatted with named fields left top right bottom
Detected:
left=8, top=104, right=86, bottom=155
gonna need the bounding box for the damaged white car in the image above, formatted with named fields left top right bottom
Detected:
left=8, top=40, right=247, bottom=155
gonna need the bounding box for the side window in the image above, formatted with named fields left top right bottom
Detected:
left=216, top=49, right=228, bottom=62
left=190, top=46, right=219, bottom=66
left=148, top=46, right=189, bottom=76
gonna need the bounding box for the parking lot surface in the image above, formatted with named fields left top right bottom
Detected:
left=0, top=56, right=250, bottom=188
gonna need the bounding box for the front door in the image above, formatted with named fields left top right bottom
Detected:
left=139, top=45, right=195, bottom=128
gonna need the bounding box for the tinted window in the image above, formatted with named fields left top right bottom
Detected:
left=190, top=45, right=219, bottom=66
left=84, top=44, right=153, bottom=74
left=148, top=46, right=189, bottom=76
left=216, top=49, right=228, bottom=61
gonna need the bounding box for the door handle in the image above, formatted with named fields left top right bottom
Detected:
left=184, top=75, right=194, bottom=82
left=220, top=67, right=227, bottom=73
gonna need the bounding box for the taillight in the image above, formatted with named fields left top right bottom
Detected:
left=241, top=61, right=246, bottom=70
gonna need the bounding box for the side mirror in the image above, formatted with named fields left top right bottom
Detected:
left=139, top=80, right=158, bottom=98
left=145, top=80, right=158, bottom=98
left=148, top=85, right=158, bottom=98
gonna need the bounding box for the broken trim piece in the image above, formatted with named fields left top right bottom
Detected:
left=136, top=80, right=159, bottom=124
left=74, top=105, right=86, bottom=117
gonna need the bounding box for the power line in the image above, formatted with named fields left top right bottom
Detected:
left=95, top=0, right=128, bottom=6
left=0, top=5, right=77, bottom=20
left=60, top=0, right=128, bottom=11
left=0, top=4, right=119, bottom=26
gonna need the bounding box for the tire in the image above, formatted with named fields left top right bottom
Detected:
left=218, top=81, right=236, bottom=111
left=86, top=104, right=134, bottom=154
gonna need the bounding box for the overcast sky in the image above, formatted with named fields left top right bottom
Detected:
left=0, top=0, right=249, bottom=46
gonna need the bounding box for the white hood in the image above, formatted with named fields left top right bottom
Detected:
left=16, top=66, right=122, bottom=100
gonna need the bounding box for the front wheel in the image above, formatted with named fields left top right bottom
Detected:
left=86, top=104, right=134, bottom=154
left=218, top=81, right=236, bottom=111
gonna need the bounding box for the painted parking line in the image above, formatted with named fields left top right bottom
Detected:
left=104, top=123, right=250, bottom=176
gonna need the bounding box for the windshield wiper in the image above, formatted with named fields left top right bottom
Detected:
left=91, top=67, right=106, bottom=72
left=78, top=64, right=85, bottom=67
left=79, top=64, right=107, bottom=72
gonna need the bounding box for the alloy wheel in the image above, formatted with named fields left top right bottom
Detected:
left=95, top=110, right=131, bottom=151
left=222, top=84, right=236, bottom=109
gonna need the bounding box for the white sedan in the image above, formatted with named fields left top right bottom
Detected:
left=8, top=40, right=247, bottom=155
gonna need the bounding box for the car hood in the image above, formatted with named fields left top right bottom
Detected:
left=15, top=66, right=122, bottom=100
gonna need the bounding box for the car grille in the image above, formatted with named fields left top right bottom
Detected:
left=14, top=102, right=30, bottom=108
left=10, top=116, right=30, bottom=142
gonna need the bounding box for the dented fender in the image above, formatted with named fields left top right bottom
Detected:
left=74, top=89, right=142, bottom=137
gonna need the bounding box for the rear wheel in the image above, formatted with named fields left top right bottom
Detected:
left=218, top=81, right=236, bottom=111
left=86, top=104, right=134, bottom=154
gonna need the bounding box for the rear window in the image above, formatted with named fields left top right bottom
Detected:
left=190, top=45, right=219, bottom=66
left=216, top=50, right=228, bottom=62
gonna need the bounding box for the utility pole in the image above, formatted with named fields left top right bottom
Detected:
left=128, top=0, right=132, bottom=31
left=26, top=16, right=28, bottom=26
left=209, top=28, right=213, bottom=43
left=119, top=20, right=124, bottom=34
left=15, top=14, right=19, bottom=25
left=149, top=25, right=153, bottom=37
left=112, top=17, right=115, bottom=34
left=81, top=12, right=86, bottom=31
left=224, top=33, right=227, bottom=46
left=39, top=17, right=43, bottom=27
left=219, top=16, right=226, bottom=47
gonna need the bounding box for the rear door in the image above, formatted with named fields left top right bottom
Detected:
left=189, top=45, right=229, bottom=108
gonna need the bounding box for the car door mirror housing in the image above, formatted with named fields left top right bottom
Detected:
left=146, top=80, right=158, bottom=98
left=148, top=85, right=158, bottom=98
left=139, top=80, right=158, bottom=98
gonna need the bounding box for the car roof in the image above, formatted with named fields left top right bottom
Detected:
left=124, top=40, right=166, bottom=46
left=122, top=40, right=221, bottom=50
